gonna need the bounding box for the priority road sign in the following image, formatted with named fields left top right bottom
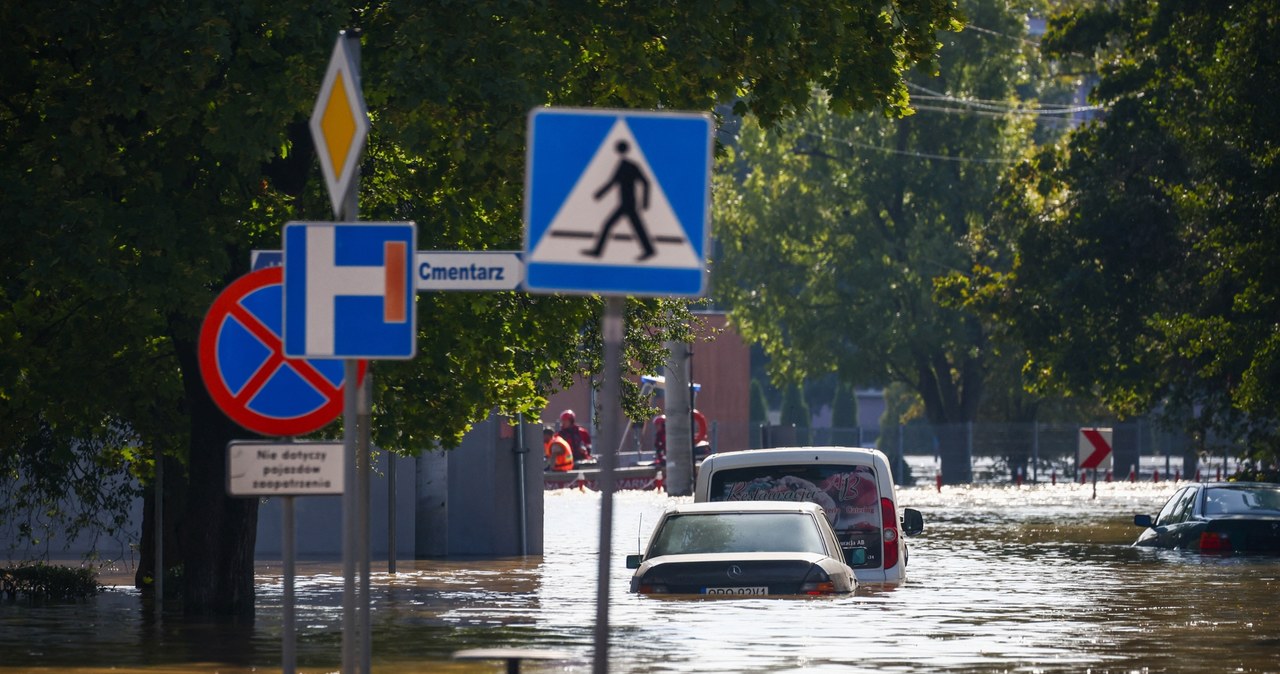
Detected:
left=310, top=33, right=370, bottom=218
left=523, top=107, right=713, bottom=297
left=198, top=267, right=367, bottom=437
left=282, top=221, right=417, bottom=359
left=1079, top=427, right=1114, bottom=471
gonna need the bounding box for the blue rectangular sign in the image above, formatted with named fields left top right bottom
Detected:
left=282, top=221, right=417, bottom=359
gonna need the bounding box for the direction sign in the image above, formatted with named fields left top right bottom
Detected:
left=227, top=441, right=344, bottom=496
left=416, top=251, right=523, bottom=291
left=1079, top=427, right=1114, bottom=471
left=198, top=267, right=366, bottom=437
left=282, top=221, right=417, bottom=359
left=251, top=249, right=282, bottom=270
left=310, top=33, right=370, bottom=217
left=523, top=107, right=713, bottom=297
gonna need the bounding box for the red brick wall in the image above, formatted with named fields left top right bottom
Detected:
left=542, top=311, right=751, bottom=453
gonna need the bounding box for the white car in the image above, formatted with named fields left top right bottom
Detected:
left=626, top=501, right=856, bottom=596
left=695, top=447, right=923, bottom=583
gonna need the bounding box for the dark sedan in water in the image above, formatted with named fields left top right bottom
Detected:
left=1133, top=482, right=1280, bottom=553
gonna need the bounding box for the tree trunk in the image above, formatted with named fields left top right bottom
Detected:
left=173, top=332, right=259, bottom=617
left=135, top=452, right=186, bottom=598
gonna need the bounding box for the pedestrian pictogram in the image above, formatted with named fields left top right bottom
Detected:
left=1079, top=427, right=1114, bottom=471
left=524, top=108, right=713, bottom=296
left=583, top=140, right=656, bottom=260
left=198, top=267, right=366, bottom=437
left=282, top=221, right=417, bottom=359
left=310, top=33, right=369, bottom=218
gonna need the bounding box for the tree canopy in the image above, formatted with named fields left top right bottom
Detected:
left=953, top=0, right=1280, bottom=463
left=1, top=0, right=961, bottom=613
left=712, top=0, right=1061, bottom=481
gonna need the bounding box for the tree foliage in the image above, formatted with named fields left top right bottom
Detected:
left=0, top=0, right=961, bottom=613
left=955, top=1, right=1280, bottom=463
left=713, top=0, right=1060, bottom=481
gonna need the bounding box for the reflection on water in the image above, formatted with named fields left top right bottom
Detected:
left=3, top=483, right=1279, bottom=672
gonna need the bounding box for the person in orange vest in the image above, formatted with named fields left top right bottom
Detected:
left=544, top=426, right=574, bottom=472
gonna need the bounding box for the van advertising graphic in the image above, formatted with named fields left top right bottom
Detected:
left=709, top=463, right=883, bottom=568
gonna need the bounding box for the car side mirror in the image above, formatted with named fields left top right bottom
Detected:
left=1133, top=514, right=1153, bottom=528
left=625, top=554, right=643, bottom=569
left=901, top=507, right=924, bottom=536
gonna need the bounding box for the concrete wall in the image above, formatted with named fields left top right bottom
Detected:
left=415, top=417, right=544, bottom=558
left=254, top=451, right=417, bottom=560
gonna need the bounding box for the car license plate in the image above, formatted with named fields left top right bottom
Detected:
left=703, top=586, right=768, bottom=595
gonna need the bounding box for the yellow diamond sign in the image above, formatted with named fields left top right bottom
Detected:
left=310, top=33, right=370, bottom=217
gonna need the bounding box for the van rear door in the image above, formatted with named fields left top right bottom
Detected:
left=704, top=463, right=883, bottom=570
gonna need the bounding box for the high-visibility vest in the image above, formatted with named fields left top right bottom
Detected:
left=545, top=435, right=574, bottom=471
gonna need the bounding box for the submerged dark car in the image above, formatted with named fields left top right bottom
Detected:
left=1133, top=482, right=1280, bottom=553
left=626, top=501, right=856, bottom=596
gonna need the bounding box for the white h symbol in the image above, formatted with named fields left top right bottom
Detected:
left=304, top=226, right=408, bottom=356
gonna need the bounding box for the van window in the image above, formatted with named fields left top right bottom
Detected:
left=706, top=464, right=882, bottom=567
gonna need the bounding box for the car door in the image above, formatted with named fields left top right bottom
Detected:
left=1156, top=486, right=1202, bottom=548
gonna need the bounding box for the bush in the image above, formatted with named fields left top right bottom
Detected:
left=1, top=563, right=101, bottom=600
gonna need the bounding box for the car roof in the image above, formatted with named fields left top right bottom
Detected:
left=663, top=500, right=829, bottom=516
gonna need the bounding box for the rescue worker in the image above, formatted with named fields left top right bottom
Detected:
left=544, top=426, right=574, bottom=472
left=651, top=410, right=708, bottom=467
left=652, top=414, right=667, bottom=467
left=557, top=409, right=593, bottom=463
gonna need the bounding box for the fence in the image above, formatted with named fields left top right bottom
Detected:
left=618, top=419, right=1245, bottom=486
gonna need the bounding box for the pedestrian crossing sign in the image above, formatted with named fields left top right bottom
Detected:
left=523, top=107, right=713, bottom=296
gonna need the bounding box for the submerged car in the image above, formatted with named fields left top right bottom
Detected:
left=626, top=501, right=856, bottom=596
left=694, top=447, right=923, bottom=583
left=1133, top=482, right=1280, bottom=553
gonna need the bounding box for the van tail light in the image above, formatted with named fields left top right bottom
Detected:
left=881, top=497, right=899, bottom=569
left=1199, top=530, right=1232, bottom=553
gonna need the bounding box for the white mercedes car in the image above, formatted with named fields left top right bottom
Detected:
left=626, top=501, right=856, bottom=596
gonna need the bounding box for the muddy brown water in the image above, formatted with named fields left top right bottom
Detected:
left=2, top=482, right=1278, bottom=673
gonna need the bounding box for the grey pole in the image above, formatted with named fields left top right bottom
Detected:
left=342, top=360, right=357, bottom=674
left=593, top=297, right=624, bottom=674
left=388, top=452, right=396, bottom=574
left=358, top=370, right=373, bottom=674
left=154, top=445, right=163, bottom=616
left=516, top=413, right=529, bottom=556
left=283, top=496, right=296, bottom=674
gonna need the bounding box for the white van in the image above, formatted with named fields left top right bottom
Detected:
left=694, top=447, right=923, bottom=583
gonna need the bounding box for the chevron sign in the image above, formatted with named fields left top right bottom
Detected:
left=1078, top=427, right=1114, bottom=471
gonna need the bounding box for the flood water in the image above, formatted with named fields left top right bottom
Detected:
left=3, top=481, right=1279, bottom=673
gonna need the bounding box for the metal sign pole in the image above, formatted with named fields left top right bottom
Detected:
left=358, top=370, right=373, bottom=674
left=593, top=296, right=624, bottom=674
left=342, top=360, right=357, bottom=674
left=283, top=495, right=296, bottom=674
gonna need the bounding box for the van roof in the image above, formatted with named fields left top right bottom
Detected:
left=702, top=446, right=889, bottom=466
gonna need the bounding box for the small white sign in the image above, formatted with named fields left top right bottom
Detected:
left=227, top=441, right=344, bottom=496
left=417, top=251, right=523, bottom=290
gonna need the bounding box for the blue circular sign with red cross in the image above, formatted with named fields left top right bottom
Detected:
left=199, top=267, right=366, bottom=437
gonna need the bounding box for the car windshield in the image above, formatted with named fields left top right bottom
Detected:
left=647, top=512, right=827, bottom=557
left=1203, top=486, right=1280, bottom=515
